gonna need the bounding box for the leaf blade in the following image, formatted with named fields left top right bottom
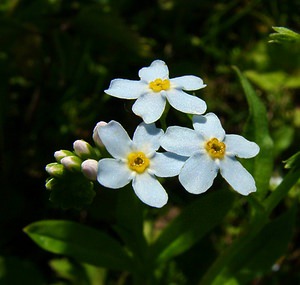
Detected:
left=24, top=220, right=134, bottom=272
left=233, top=66, right=273, bottom=199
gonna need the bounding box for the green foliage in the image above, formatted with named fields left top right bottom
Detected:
left=49, top=258, right=107, bottom=285
left=151, top=189, right=234, bottom=264
left=284, top=151, right=300, bottom=170
left=1, top=1, right=300, bottom=284
left=24, top=220, right=133, bottom=272
left=233, top=66, right=274, bottom=199
left=202, top=206, right=296, bottom=285
left=269, top=27, right=300, bottom=43
left=47, top=173, right=96, bottom=209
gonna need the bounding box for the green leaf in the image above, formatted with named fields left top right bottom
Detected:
left=150, top=189, right=234, bottom=264
left=210, top=206, right=296, bottom=285
left=24, top=220, right=133, bottom=272
left=243, top=70, right=300, bottom=92
left=284, top=151, right=300, bottom=170
left=269, top=26, right=300, bottom=44
left=49, top=258, right=107, bottom=285
left=49, top=258, right=90, bottom=285
left=233, top=66, right=273, bottom=199
left=264, top=168, right=300, bottom=215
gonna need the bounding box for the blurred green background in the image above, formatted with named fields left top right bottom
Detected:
left=1, top=0, right=300, bottom=284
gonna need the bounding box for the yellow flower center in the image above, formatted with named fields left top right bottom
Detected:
left=149, top=78, right=170, bottom=92
left=205, top=138, right=226, bottom=159
left=127, top=152, right=150, bottom=173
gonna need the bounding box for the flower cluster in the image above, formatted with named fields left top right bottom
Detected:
left=45, top=59, right=259, bottom=209
left=45, top=138, right=101, bottom=208
left=95, top=60, right=260, bottom=207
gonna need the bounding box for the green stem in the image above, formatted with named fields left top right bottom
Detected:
left=264, top=168, right=300, bottom=215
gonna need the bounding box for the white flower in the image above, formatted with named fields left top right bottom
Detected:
left=104, top=60, right=207, bottom=124
left=97, top=120, right=185, bottom=208
left=160, top=113, right=260, bottom=195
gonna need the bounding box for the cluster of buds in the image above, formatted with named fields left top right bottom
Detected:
left=44, top=122, right=106, bottom=208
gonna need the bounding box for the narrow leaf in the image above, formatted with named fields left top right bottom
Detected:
left=284, top=151, right=300, bottom=170
left=24, top=220, right=133, bottom=272
left=211, top=206, right=296, bottom=285
left=150, top=189, right=234, bottom=264
left=269, top=26, right=300, bottom=43
left=233, top=66, right=273, bottom=199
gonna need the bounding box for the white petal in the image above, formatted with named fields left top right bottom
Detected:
left=224, top=134, right=260, bottom=158
left=219, top=157, right=256, bottom=195
left=150, top=152, right=186, bottom=177
left=160, top=126, right=202, bottom=156
left=132, top=173, right=168, bottom=208
left=104, top=79, right=147, bottom=99
left=170, top=75, right=206, bottom=91
left=193, top=113, right=225, bottom=140
left=98, top=121, right=132, bottom=159
left=132, top=122, right=164, bottom=153
left=166, top=89, right=207, bottom=116
left=179, top=152, right=218, bottom=194
left=138, top=60, right=169, bottom=82
left=97, top=158, right=132, bottom=188
left=132, top=92, right=166, bottom=124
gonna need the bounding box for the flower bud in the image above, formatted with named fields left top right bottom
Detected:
left=81, top=159, right=98, bottom=181
left=92, top=121, right=107, bottom=148
left=73, top=140, right=95, bottom=159
left=54, top=150, right=74, bottom=162
left=61, top=156, right=82, bottom=172
left=45, top=163, right=66, bottom=177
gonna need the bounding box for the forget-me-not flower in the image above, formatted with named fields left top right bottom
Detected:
left=97, top=120, right=185, bottom=207
left=104, top=60, right=207, bottom=123
left=160, top=113, right=260, bottom=195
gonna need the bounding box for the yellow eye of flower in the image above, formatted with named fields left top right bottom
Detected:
left=127, top=152, right=150, bottom=173
left=205, top=138, right=226, bottom=159
left=149, top=78, right=170, bottom=92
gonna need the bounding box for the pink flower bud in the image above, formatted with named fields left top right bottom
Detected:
left=92, top=121, right=107, bottom=148
left=73, top=140, right=94, bottom=159
left=61, top=156, right=82, bottom=172
left=81, top=159, right=98, bottom=181
left=54, top=150, right=74, bottom=162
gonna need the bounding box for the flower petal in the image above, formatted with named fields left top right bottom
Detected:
left=193, top=113, right=225, bottom=140
left=160, top=126, right=202, bottom=156
left=150, top=152, right=186, bottom=177
left=219, top=157, right=256, bottom=195
left=170, top=75, right=206, bottom=91
left=224, top=134, right=260, bottom=158
left=104, top=79, right=147, bottom=99
left=132, top=173, right=168, bottom=208
left=166, top=89, right=207, bottom=115
left=138, top=60, right=169, bottom=82
left=132, top=122, right=164, bottom=153
left=97, top=158, right=132, bottom=188
left=132, top=92, right=166, bottom=124
left=98, top=120, right=132, bottom=159
left=179, top=152, right=218, bottom=194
